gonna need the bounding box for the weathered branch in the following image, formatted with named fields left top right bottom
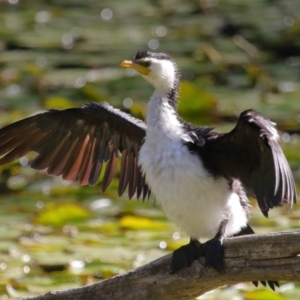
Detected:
left=19, top=231, right=300, bottom=300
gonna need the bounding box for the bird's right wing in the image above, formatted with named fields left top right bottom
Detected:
left=0, top=102, right=149, bottom=199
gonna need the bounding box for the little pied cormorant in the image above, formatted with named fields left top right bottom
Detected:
left=0, top=51, right=297, bottom=290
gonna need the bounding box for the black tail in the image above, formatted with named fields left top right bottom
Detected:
left=233, top=224, right=279, bottom=291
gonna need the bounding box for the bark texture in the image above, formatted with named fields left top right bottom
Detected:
left=19, top=231, right=300, bottom=300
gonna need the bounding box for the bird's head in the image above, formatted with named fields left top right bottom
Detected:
left=120, top=51, right=179, bottom=96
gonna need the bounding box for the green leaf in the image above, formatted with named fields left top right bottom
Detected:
left=178, top=81, right=217, bottom=124
left=36, top=203, right=92, bottom=226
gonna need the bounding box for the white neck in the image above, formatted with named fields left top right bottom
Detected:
left=145, top=91, right=183, bottom=141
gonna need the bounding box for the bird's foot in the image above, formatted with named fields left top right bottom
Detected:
left=171, top=239, right=279, bottom=290
left=171, top=239, right=202, bottom=273
left=171, top=238, right=224, bottom=273
left=200, top=238, right=224, bottom=272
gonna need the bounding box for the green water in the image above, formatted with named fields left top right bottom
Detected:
left=0, top=0, right=299, bottom=299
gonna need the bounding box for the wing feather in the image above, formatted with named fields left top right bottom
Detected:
left=199, top=109, right=296, bottom=217
left=101, top=146, right=118, bottom=192
left=0, top=102, right=148, bottom=199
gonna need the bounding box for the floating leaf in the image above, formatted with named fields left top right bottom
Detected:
left=245, top=289, right=289, bottom=300
left=178, top=81, right=217, bottom=124
left=44, top=97, right=73, bottom=109
left=120, top=215, right=167, bottom=230
left=36, top=203, right=91, bottom=226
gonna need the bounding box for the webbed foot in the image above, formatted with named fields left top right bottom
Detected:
left=200, top=238, right=224, bottom=272
left=171, top=239, right=202, bottom=273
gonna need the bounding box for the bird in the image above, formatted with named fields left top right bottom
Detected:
left=0, top=51, right=296, bottom=290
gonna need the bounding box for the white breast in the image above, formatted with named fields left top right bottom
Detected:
left=138, top=94, right=248, bottom=239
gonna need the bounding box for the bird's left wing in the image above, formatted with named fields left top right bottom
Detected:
left=0, top=102, right=149, bottom=199
left=198, top=110, right=297, bottom=217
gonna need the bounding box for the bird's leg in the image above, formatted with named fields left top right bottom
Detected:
left=200, top=219, right=228, bottom=272
left=171, top=238, right=202, bottom=274
left=233, top=224, right=279, bottom=291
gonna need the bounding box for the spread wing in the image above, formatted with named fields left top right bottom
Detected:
left=199, top=110, right=297, bottom=217
left=0, top=102, right=149, bottom=199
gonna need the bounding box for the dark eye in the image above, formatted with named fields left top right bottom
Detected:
left=139, top=61, right=151, bottom=68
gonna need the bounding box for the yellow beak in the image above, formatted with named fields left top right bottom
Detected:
left=120, top=60, right=150, bottom=75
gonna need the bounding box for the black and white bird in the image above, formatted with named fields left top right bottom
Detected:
left=0, top=51, right=297, bottom=288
